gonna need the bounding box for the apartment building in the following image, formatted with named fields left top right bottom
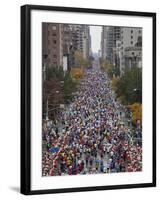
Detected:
left=101, top=26, right=142, bottom=75
left=120, top=27, right=142, bottom=73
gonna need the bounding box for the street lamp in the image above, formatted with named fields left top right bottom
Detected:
left=133, top=88, right=138, bottom=92
left=43, top=54, right=48, bottom=81
left=60, top=81, right=64, bottom=86
left=133, top=88, right=141, bottom=102
left=46, top=91, right=60, bottom=120
left=46, top=94, right=51, bottom=121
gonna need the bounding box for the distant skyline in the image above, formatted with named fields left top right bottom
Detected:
left=90, top=26, right=102, bottom=53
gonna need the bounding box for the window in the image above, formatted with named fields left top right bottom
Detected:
left=53, top=54, right=57, bottom=58
left=131, top=30, right=133, bottom=34
left=131, top=35, right=133, bottom=39
left=139, top=30, right=141, bottom=34
left=131, top=41, right=133, bottom=45
left=52, top=33, right=57, bottom=37
left=52, top=25, right=57, bottom=31
left=53, top=40, right=57, bottom=44
left=64, top=27, right=68, bottom=31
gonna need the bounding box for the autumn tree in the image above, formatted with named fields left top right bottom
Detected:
left=100, top=60, right=115, bottom=78
left=111, top=76, right=119, bottom=91
left=128, top=103, right=142, bottom=125
left=70, top=68, right=84, bottom=80
left=74, top=50, right=90, bottom=69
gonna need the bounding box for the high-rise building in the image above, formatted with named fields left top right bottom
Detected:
left=82, top=26, right=91, bottom=59
left=70, top=25, right=91, bottom=58
left=101, top=27, right=108, bottom=60
left=42, top=23, right=74, bottom=71
left=101, top=26, right=121, bottom=63
left=119, top=27, right=142, bottom=73
left=42, top=23, right=64, bottom=69
left=61, top=24, right=75, bottom=71
left=42, top=23, right=91, bottom=73
left=101, top=26, right=142, bottom=76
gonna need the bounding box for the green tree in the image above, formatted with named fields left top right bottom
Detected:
left=44, top=67, right=79, bottom=106
left=43, top=79, right=64, bottom=120
left=63, top=72, right=78, bottom=103
left=116, top=67, right=142, bottom=104
left=46, top=66, right=64, bottom=81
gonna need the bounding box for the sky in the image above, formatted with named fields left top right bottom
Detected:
left=90, top=26, right=102, bottom=53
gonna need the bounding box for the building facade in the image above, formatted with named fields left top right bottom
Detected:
left=119, top=27, right=142, bottom=73
left=101, top=26, right=142, bottom=76
left=101, top=26, right=121, bottom=63
left=42, top=23, right=63, bottom=68
left=42, top=23, right=91, bottom=72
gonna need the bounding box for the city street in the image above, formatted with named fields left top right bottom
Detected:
left=42, top=60, right=142, bottom=176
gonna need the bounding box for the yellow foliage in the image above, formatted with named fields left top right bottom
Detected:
left=70, top=68, right=84, bottom=80
left=100, top=60, right=114, bottom=78
left=128, top=103, right=142, bottom=124
left=101, top=60, right=109, bottom=70
left=74, top=50, right=90, bottom=68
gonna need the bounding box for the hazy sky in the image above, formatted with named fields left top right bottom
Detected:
left=90, top=26, right=102, bottom=53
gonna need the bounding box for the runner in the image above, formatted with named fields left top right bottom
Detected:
left=42, top=60, right=142, bottom=176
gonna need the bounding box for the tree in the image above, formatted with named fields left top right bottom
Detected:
left=74, top=50, right=90, bottom=69
left=111, top=76, right=119, bottom=91
left=44, top=66, right=79, bottom=108
left=43, top=79, right=64, bottom=120
left=63, top=72, right=78, bottom=103
left=128, top=103, right=142, bottom=125
left=45, top=66, right=64, bottom=81
left=100, top=59, right=114, bottom=78
left=70, top=68, right=84, bottom=80
left=116, top=67, right=142, bottom=104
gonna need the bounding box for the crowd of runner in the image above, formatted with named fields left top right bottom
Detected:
left=42, top=61, right=142, bottom=176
